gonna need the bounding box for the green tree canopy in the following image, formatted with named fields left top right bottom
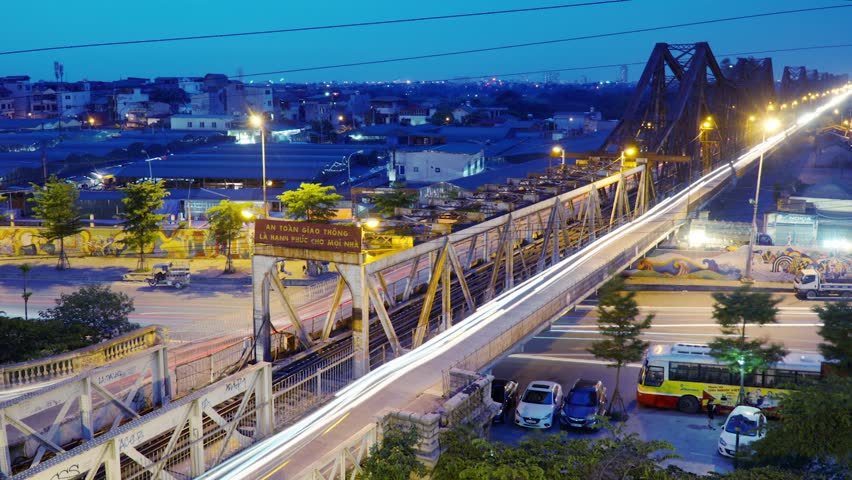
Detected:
left=39, top=284, right=138, bottom=344
left=588, top=275, right=653, bottom=416
left=432, top=424, right=677, bottom=480
left=29, top=175, right=82, bottom=270
left=278, top=183, right=342, bottom=223
left=814, top=300, right=852, bottom=374
left=206, top=200, right=253, bottom=273
left=707, top=287, right=787, bottom=404
left=0, top=315, right=67, bottom=364
left=370, top=189, right=418, bottom=217
left=119, top=180, right=169, bottom=271
left=356, top=427, right=427, bottom=480
left=748, top=375, right=851, bottom=478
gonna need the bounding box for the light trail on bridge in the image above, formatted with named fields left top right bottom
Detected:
left=201, top=85, right=852, bottom=480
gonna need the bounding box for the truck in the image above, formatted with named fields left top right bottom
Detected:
left=147, top=261, right=191, bottom=289
left=793, top=268, right=852, bottom=299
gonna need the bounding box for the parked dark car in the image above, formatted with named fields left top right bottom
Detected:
left=560, top=379, right=607, bottom=430
left=490, top=379, right=519, bottom=423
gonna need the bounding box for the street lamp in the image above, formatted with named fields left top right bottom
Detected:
left=250, top=115, right=268, bottom=218
left=551, top=145, right=565, bottom=171
left=743, top=117, right=781, bottom=281
left=736, top=357, right=746, bottom=406
left=346, top=150, right=365, bottom=187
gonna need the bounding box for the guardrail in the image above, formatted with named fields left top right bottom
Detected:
left=0, top=325, right=166, bottom=389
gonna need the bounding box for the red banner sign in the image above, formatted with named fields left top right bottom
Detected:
left=255, top=220, right=362, bottom=253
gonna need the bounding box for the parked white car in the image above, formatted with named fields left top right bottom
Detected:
left=514, top=381, right=563, bottom=429
left=718, top=406, right=766, bottom=457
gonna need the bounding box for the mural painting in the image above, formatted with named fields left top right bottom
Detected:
left=626, top=246, right=852, bottom=282
left=0, top=226, right=253, bottom=259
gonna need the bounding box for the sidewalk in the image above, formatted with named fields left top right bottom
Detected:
left=0, top=256, right=321, bottom=286
left=625, top=276, right=792, bottom=293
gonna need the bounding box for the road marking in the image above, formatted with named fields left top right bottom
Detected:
left=259, top=459, right=290, bottom=480
left=550, top=323, right=821, bottom=331
left=507, top=353, right=643, bottom=367
left=322, top=412, right=351, bottom=436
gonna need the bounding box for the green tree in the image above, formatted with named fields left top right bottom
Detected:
left=357, top=427, right=427, bottom=480
left=370, top=189, right=417, bottom=217
left=206, top=200, right=252, bottom=274
left=707, top=287, right=787, bottom=405
left=0, top=315, right=65, bottom=363
left=432, top=423, right=678, bottom=480
left=588, top=275, right=653, bottom=418
left=119, top=180, right=169, bottom=271
left=29, top=175, right=82, bottom=270
left=814, top=300, right=852, bottom=374
left=39, top=284, right=138, bottom=343
left=748, top=375, right=851, bottom=477
left=278, top=183, right=342, bottom=223
left=19, top=263, right=32, bottom=320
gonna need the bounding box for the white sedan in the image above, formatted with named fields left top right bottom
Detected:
left=718, top=406, right=767, bottom=457
left=514, top=381, right=563, bottom=429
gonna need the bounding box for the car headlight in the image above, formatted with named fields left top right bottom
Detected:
left=544, top=412, right=552, bottom=420
left=719, top=437, right=727, bottom=447
left=586, top=415, right=597, bottom=423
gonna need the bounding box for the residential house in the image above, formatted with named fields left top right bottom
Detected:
left=30, top=86, right=58, bottom=118
left=273, top=91, right=300, bottom=122
left=0, top=76, right=31, bottom=118
left=191, top=91, right=226, bottom=115
left=203, top=73, right=229, bottom=91
left=116, top=88, right=149, bottom=120
left=225, top=82, right=273, bottom=117
left=170, top=114, right=234, bottom=132
left=179, top=77, right=205, bottom=95
left=369, top=96, right=407, bottom=125
left=399, top=106, right=432, bottom=126
left=554, top=108, right=603, bottom=134
left=57, top=84, right=92, bottom=118
left=0, top=89, right=15, bottom=118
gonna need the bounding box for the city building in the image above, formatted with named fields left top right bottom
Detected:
left=391, top=143, right=485, bottom=184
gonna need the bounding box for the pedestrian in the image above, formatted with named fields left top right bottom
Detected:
left=706, top=398, right=717, bottom=430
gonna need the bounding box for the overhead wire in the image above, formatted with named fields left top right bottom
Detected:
left=229, top=5, right=852, bottom=78
left=0, top=1, right=629, bottom=56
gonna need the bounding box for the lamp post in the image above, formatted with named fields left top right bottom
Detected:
left=250, top=115, right=268, bottom=217
left=744, top=117, right=781, bottom=281
left=346, top=149, right=365, bottom=217
left=551, top=145, right=565, bottom=171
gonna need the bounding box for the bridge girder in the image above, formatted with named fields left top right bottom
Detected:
left=601, top=42, right=739, bottom=184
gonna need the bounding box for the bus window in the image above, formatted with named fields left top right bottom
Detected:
left=645, top=366, right=664, bottom=386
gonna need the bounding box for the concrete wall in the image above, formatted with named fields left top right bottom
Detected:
left=0, top=226, right=252, bottom=259
left=624, top=246, right=852, bottom=282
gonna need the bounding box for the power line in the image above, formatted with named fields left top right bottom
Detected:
left=435, top=43, right=852, bottom=82
left=232, top=5, right=852, bottom=78
left=0, top=1, right=628, bottom=57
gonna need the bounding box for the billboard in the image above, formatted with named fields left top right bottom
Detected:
left=254, top=220, right=362, bottom=253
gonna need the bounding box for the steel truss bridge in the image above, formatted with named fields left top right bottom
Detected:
left=4, top=42, right=849, bottom=479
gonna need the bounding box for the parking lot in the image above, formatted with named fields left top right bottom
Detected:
left=486, top=345, right=734, bottom=475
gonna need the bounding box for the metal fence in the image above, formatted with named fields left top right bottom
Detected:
left=173, top=337, right=251, bottom=398
left=272, top=346, right=355, bottom=430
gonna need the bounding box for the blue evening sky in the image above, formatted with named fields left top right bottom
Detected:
left=2, top=0, right=850, bottom=83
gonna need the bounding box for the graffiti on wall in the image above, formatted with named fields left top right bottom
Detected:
left=629, top=250, right=742, bottom=280
left=627, top=246, right=852, bottom=282
left=759, top=247, right=850, bottom=280
left=0, top=227, right=253, bottom=259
